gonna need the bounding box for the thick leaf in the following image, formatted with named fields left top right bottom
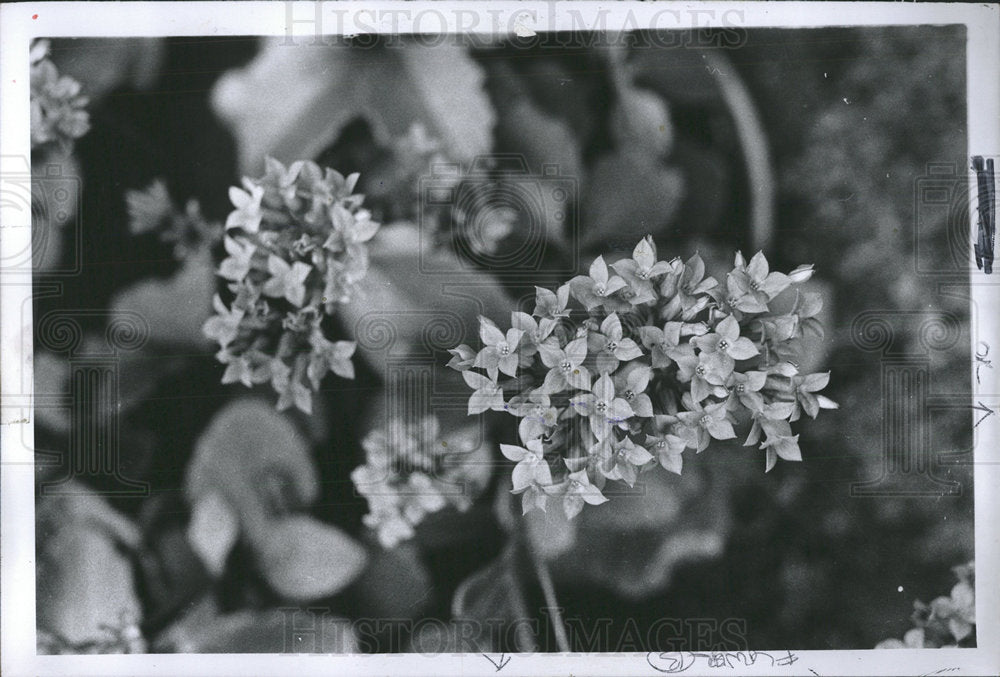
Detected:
left=155, top=598, right=357, bottom=653
left=212, top=39, right=492, bottom=174
left=109, top=248, right=215, bottom=348
left=255, top=515, right=367, bottom=601
left=186, top=397, right=318, bottom=530
left=341, top=223, right=514, bottom=383
left=36, top=484, right=144, bottom=648
left=580, top=152, right=684, bottom=252
left=186, top=492, right=240, bottom=578
left=539, top=461, right=733, bottom=600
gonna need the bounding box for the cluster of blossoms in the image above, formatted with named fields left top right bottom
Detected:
left=30, top=39, right=90, bottom=151
left=448, top=236, right=837, bottom=518
left=202, top=158, right=379, bottom=413
left=351, top=415, right=490, bottom=548
left=126, top=179, right=219, bottom=261
left=877, top=561, right=976, bottom=648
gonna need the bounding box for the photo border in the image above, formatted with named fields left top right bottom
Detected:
left=2, top=2, right=998, bottom=675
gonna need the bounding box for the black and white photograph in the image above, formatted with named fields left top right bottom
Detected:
left=1, top=3, right=998, bottom=676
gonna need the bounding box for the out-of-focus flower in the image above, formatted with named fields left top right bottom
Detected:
left=353, top=415, right=490, bottom=547
left=30, top=39, right=90, bottom=151
left=225, top=180, right=265, bottom=234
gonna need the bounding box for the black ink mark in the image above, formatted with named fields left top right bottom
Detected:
left=975, top=342, right=992, bottom=385
left=972, top=401, right=994, bottom=428
left=973, top=156, right=995, bottom=274
left=646, top=650, right=792, bottom=673
left=483, top=653, right=511, bottom=672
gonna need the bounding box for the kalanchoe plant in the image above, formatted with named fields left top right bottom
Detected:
left=126, top=180, right=220, bottom=261
left=30, top=39, right=90, bottom=152
left=352, top=415, right=490, bottom=548
left=448, top=236, right=838, bottom=519
left=876, top=561, right=976, bottom=649
left=202, top=158, right=379, bottom=413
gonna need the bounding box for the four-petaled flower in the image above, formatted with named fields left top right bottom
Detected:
left=556, top=468, right=609, bottom=519
left=760, top=433, right=802, bottom=472
left=790, top=372, right=839, bottom=421
left=660, top=253, right=717, bottom=320
left=262, top=255, right=313, bottom=307
left=225, top=179, right=264, bottom=233
left=462, top=371, right=506, bottom=415
left=533, top=284, right=571, bottom=319
left=570, top=373, right=635, bottom=440
left=613, top=363, right=655, bottom=418
left=645, top=430, right=686, bottom=475
left=588, top=313, right=644, bottom=373
left=511, top=311, right=558, bottom=364
left=570, top=256, right=627, bottom=310
left=612, top=235, right=672, bottom=303
left=474, top=316, right=524, bottom=378
left=307, top=332, right=356, bottom=389
left=270, top=358, right=313, bottom=414
left=323, top=205, right=380, bottom=254
left=694, top=315, right=759, bottom=374
left=676, top=400, right=735, bottom=452
left=501, top=439, right=553, bottom=493
left=674, top=350, right=729, bottom=402
left=725, top=370, right=767, bottom=412
left=218, top=235, right=256, bottom=282
left=727, top=251, right=795, bottom=312
left=507, top=391, right=559, bottom=440
left=202, top=295, right=245, bottom=348
left=599, top=436, right=654, bottom=486
left=539, top=337, right=591, bottom=393
left=638, top=321, right=704, bottom=369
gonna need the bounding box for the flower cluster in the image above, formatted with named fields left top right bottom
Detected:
left=30, top=39, right=90, bottom=151
left=449, top=236, right=837, bottom=518
left=351, top=415, right=490, bottom=548
left=876, top=561, right=976, bottom=649
left=126, top=180, right=219, bottom=261
left=203, top=158, right=379, bottom=413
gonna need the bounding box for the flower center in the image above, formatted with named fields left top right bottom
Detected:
left=559, top=360, right=573, bottom=373
left=595, top=285, right=607, bottom=296
left=749, top=279, right=761, bottom=291
left=623, top=390, right=635, bottom=401
left=727, top=296, right=740, bottom=307
left=595, top=401, right=608, bottom=413
left=570, top=480, right=583, bottom=491
left=638, top=269, right=650, bottom=280
left=498, top=343, right=510, bottom=356
left=699, top=415, right=711, bottom=427
left=656, top=440, right=667, bottom=449
left=718, top=339, right=729, bottom=351
left=695, top=365, right=706, bottom=376
left=606, top=340, right=619, bottom=352
left=736, top=383, right=746, bottom=393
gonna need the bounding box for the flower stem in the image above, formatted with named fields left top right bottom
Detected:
left=523, top=531, right=571, bottom=652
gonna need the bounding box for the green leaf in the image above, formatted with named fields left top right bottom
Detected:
left=255, top=515, right=367, bottom=601
left=186, top=492, right=240, bottom=579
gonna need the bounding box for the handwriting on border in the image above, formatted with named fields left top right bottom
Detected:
left=646, top=650, right=798, bottom=673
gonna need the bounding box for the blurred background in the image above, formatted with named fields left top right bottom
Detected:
left=31, top=26, right=974, bottom=653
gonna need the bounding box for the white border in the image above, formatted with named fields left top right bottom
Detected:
left=2, top=2, right=998, bottom=676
